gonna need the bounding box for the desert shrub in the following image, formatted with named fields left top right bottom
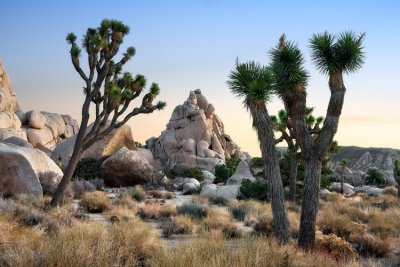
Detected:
left=320, top=176, right=332, bottom=189
left=315, top=232, right=358, bottom=261
left=80, top=191, right=111, bottom=213
left=214, top=164, right=230, bottom=184
left=148, top=190, right=175, bottom=199
left=230, top=205, right=246, bottom=221
left=139, top=203, right=175, bottom=220
left=0, top=196, right=13, bottom=213
left=250, top=157, right=263, bottom=168
left=210, top=196, right=229, bottom=206
left=150, top=234, right=343, bottom=267
left=73, top=157, right=102, bottom=180
left=167, top=166, right=205, bottom=182
left=130, top=185, right=147, bottom=202
left=0, top=216, right=43, bottom=267
left=239, top=179, right=268, bottom=200
left=161, top=215, right=196, bottom=237
left=88, top=178, right=105, bottom=190
left=115, top=193, right=136, bottom=207
left=318, top=210, right=365, bottom=239
left=177, top=202, right=208, bottom=219
left=349, top=234, right=390, bottom=258
left=72, top=179, right=96, bottom=198
left=12, top=204, right=47, bottom=226
left=365, top=168, right=385, bottom=185
left=226, top=156, right=241, bottom=174
left=54, top=159, right=64, bottom=170
left=368, top=209, right=400, bottom=239
left=40, top=173, right=59, bottom=195
left=382, top=186, right=397, bottom=196
left=191, top=195, right=211, bottom=205
left=201, top=210, right=242, bottom=238
left=253, top=214, right=273, bottom=236
left=42, top=219, right=163, bottom=266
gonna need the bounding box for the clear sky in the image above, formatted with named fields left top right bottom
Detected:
left=1, top=0, right=399, bottom=156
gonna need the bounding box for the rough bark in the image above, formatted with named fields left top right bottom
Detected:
left=250, top=102, right=289, bottom=244
left=297, top=156, right=321, bottom=248
left=50, top=96, right=91, bottom=207
left=289, top=148, right=298, bottom=202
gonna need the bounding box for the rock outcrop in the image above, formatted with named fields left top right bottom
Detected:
left=226, top=159, right=256, bottom=185
left=147, top=89, right=244, bottom=173
left=0, top=142, right=63, bottom=198
left=331, top=146, right=400, bottom=185
left=0, top=61, right=79, bottom=150
left=101, top=147, right=154, bottom=186
left=51, top=123, right=136, bottom=167
left=0, top=60, right=19, bottom=113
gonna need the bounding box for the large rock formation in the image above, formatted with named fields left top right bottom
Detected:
left=0, top=60, right=79, bottom=149
left=331, top=146, right=400, bottom=185
left=0, top=60, right=19, bottom=112
left=51, top=123, right=136, bottom=167
left=101, top=147, right=154, bottom=186
left=147, top=89, right=244, bottom=173
left=0, top=142, right=63, bottom=199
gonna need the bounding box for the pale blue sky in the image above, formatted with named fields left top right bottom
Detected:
left=2, top=0, right=399, bottom=155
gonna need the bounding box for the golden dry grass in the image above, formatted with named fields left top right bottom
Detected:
left=201, top=209, right=242, bottom=238
left=80, top=191, right=112, bottom=213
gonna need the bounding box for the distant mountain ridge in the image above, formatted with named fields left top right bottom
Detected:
left=331, top=146, right=400, bottom=184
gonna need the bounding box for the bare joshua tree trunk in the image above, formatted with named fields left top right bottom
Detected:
left=51, top=97, right=91, bottom=207
left=250, top=102, right=289, bottom=244
left=297, top=156, right=321, bottom=248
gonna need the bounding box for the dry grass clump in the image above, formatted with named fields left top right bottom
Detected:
left=323, top=192, right=345, bottom=202
left=41, top=219, right=163, bottom=266
left=161, top=215, right=196, bottom=237
left=287, top=210, right=300, bottom=238
left=12, top=204, right=47, bottom=226
left=315, top=232, right=358, bottom=261
left=106, top=205, right=138, bottom=221
left=71, top=179, right=96, bottom=198
left=176, top=202, right=209, bottom=219
left=0, top=215, right=43, bottom=267
left=80, top=191, right=112, bottom=213
left=201, top=209, right=242, bottom=238
left=382, top=186, right=397, bottom=196
left=318, top=209, right=365, bottom=238
left=130, top=185, right=147, bottom=202
left=148, top=190, right=175, bottom=199
left=349, top=234, right=391, bottom=258
left=115, top=193, right=137, bottom=208
left=368, top=208, right=400, bottom=239
left=229, top=200, right=269, bottom=222
left=192, top=195, right=211, bottom=205
left=150, top=232, right=349, bottom=267
left=139, top=203, right=176, bottom=220
left=253, top=214, right=273, bottom=236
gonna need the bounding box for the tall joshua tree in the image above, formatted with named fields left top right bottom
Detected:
left=271, top=32, right=365, bottom=248
left=51, top=19, right=166, bottom=207
left=227, top=61, right=289, bottom=244
left=271, top=107, right=323, bottom=202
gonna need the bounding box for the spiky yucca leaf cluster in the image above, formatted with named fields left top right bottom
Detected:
left=270, top=35, right=308, bottom=101
left=227, top=61, right=275, bottom=109
left=310, top=31, right=365, bottom=75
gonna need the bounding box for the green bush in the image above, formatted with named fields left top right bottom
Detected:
left=250, top=157, right=263, bottom=168
left=214, top=164, right=230, bottom=184
left=130, top=185, right=147, bottom=202
left=226, top=157, right=241, bottom=174
left=320, top=176, right=332, bottom=189
left=54, top=159, right=64, bottom=170
left=166, top=166, right=205, bottom=182
left=176, top=202, right=208, bottom=219
left=365, top=168, right=385, bottom=185
left=239, top=179, right=268, bottom=200
left=73, top=157, right=102, bottom=180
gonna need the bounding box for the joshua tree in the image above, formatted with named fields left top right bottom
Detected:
left=271, top=32, right=365, bottom=248
left=271, top=108, right=323, bottom=202
left=51, top=19, right=166, bottom=207
left=227, top=61, right=289, bottom=244
left=394, top=159, right=400, bottom=197
left=340, top=159, right=348, bottom=194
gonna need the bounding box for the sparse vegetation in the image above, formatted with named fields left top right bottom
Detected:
left=80, top=191, right=112, bottom=213
left=176, top=202, right=209, bottom=219
left=239, top=178, right=268, bottom=200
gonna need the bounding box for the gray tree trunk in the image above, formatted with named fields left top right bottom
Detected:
left=250, top=102, right=289, bottom=244
left=297, top=156, right=321, bottom=248
left=51, top=96, right=91, bottom=207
